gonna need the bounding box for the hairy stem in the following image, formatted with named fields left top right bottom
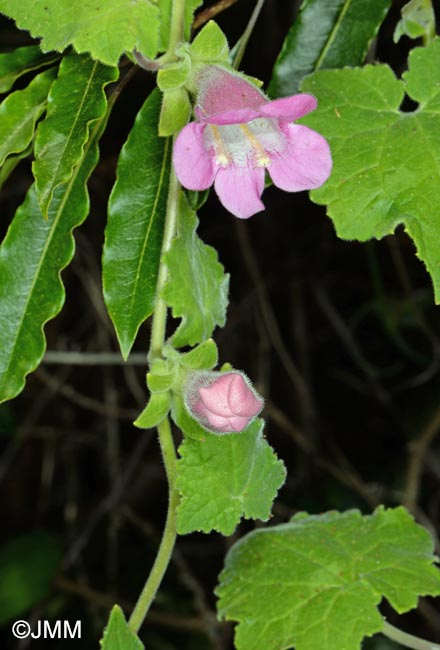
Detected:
left=128, top=163, right=181, bottom=632
left=128, top=417, right=178, bottom=633
left=382, top=621, right=440, bottom=650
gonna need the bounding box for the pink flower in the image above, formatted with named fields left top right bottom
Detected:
left=185, top=371, right=264, bottom=434
left=173, top=66, right=332, bottom=219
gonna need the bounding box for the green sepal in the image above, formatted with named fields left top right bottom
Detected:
left=189, top=21, right=230, bottom=64
left=157, top=55, right=192, bottom=91
left=147, top=359, right=178, bottom=393
left=171, top=394, right=208, bottom=441
left=394, top=0, right=436, bottom=43
left=134, top=392, right=171, bottom=429
left=159, top=87, right=191, bottom=137
left=178, top=339, right=219, bottom=370
left=187, top=188, right=210, bottom=211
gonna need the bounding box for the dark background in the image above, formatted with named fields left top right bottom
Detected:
left=1, top=0, right=440, bottom=648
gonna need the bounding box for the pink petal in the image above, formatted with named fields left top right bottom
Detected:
left=198, top=375, right=234, bottom=417
left=268, top=123, right=332, bottom=192
left=196, top=66, right=266, bottom=117
left=195, top=105, right=263, bottom=125
left=226, top=415, right=251, bottom=432
left=228, top=374, right=263, bottom=417
left=173, top=122, right=215, bottom=190
left=214, top=164, right=265, bottom=219
left=259, top=94, right=317, bottom=121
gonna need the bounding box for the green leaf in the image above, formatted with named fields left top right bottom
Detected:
left=268, top=0, right=391, bottom=96
left=103, top=90, right=171, bottom=359
left=0, top=68, right=56, bottom=168
left=216, top=507, right=440, bottom=650
left=162, top=193, right=229, bottom=348
left=0, top=66, right=118, bottom=404
left=0, top=45, right=58, bottom=93
left=33, top=54, right=116, bottom=217
left=0, top=0, right=159, bottom=66
left=0, top=531, right=62, bottom=625
left=100, top=605, right=144, bottom=650
left=158, top=0, right=202, bottom=52
left=176, top=419, right=286, bottom=535
left=0, top=145, right=33, bottom=191
left=134, top=392, right=171, bottom=429
left=394, top=0, right=436, bottom=43
left=301, top=37, right=440, bottom=302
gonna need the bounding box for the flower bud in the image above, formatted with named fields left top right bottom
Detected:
left=184, top=370, right=264, bottom=434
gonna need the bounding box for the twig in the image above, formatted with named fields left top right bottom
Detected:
left=193, top=0, right=241, bottom=30
left=55, top=577, right=205, bottom=632
left=35, top=367, right=139, bottom=420
left=235, top=220, right=315, bottom=427
left=403, top=403, right=440, bottom=513
left=62, top=432, right=151, bottom=570
left=43, top=350, right=147, bottom=366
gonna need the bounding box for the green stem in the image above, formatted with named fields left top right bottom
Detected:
left=128, top=417, right=178, bottom=633
left=168, top=0, right=187, bottom=54
left=149, top=166, right=180, bottom=361
left=233, top=0, right=266, bottom=69
left=382, top=621, right=440, bottom=650
left=129, top=154, right=181, bottom=632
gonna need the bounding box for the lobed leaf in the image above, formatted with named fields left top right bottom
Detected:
left=176, top=419, right=286, bottom=535
left=162, top=193, right=229, bottom=348
left=300, top=37, right=440, bottom=302
left=0, top=0, right=159, bottom=66
left=217, top=507, right=440, bottom=650
left=268, top=0, right=391, bottom=97
left=103, top=90, right=171, bottom=360
left=0, top=45, right=58, bottom=93
left=100, top=605, right=144, bottom=650
left=0, top=68, right=56, bottom=168
left=33, top=54, right=116, bottom=217
left=0, top=60, right=118, bottom=403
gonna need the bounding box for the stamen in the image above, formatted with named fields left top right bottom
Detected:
left=239, top=123, right=271, bottom=166
left=210, top=125, right=230, bottom=167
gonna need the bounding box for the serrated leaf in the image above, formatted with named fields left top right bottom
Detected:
left=134, top=392, right=171, bottom=429
left=268, top=0, right=391, bottom=97
left=176, top=419, right=286, bottom=535
left=0, top=0, right=159, bottom=66
left=0, top=66, right=118, bottom=403
left=100, top=605, right=144, bottom=650
left=33, top=54, right=115, bottom=217
left=300, top=37, right=440, bottom=302
left=0, top=531, right=62, bottom=625
left=103, top=90, right=171, bottom=359
left=0, top=45, right=58, bottom=93
left=217, top=507, right=440, bottom=650
left=0, top=68, right=56, bottom=168
left=158, top=0, right=202, bottom=52
left=162, top=193, right=229, bottom=348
